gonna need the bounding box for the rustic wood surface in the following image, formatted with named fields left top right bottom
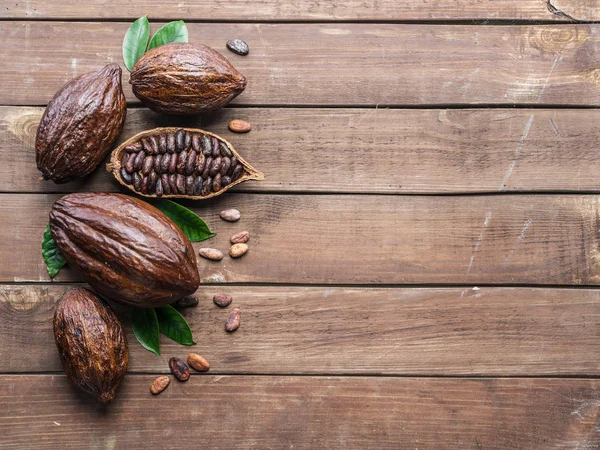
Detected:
left=2, top=22, right=599, bottom=107
left=3, top=107, right=600, bottom=194
left=2, top=0, right=599, bottom=448
left=2, top=285, right=599, bottom=376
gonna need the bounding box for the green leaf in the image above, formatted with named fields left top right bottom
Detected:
left=122, top=15, right=150, bottom=71
left=147, top=20, right=188, bottom=51
left=42, top=224, right=66, bottom=278
left=132, top=307, right=161, bottom=355
left=156, top=305, right=195, bottom=345
left=152, top=199, right=216, bottom=242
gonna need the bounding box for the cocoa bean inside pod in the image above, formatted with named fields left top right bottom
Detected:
left=107, top=127, right=263, bottom=200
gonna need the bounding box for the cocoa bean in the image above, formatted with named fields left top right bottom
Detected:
left=186, top=150, right=197, bottom=175
left=168, top=152, right=177, bottom=173
left=175, top=295, right=199, bottom=308
left=158, top=134, right=167, bottom=153
left=228, top=119, right=251, bottom=133
left=149, top=135, right=159, bottom=154
left=125, top=142, right=142, bottom=153
left=185, top=175, right=195, bottom=195
left=213, top=293, right=232, bottom=307
left=209, top=156, right=222, bottom=176
left=225, top=307, right=241, bottom=332
left=154, top=154, right=163, bottom=174
left=155, top=178, right=164, bottom=196
left=220, top=208, right=241, bottom=222
left=134, top=151, right=145, bottom=171
left=199, top=248, right=223, bottom=261
left=176, top=129, right=185, bottom=152
left=192, top=134, right=201, bottom=153
left=201, top=135, right=212, bottom=156
left=141, top=137, right=153, bottom=155
left=220, top=156, right=231, bottom=176
left=168, top=174, right=178, bottom=194
left=201, top=177, right=212, bottom=196
left=133, top=172, right=142, bottom=191
left=226, top=39, right=249, bottom=56
left=193, top=176, right=203, bottom=196
left=188, top=353, right=210, bottom=372
left=176, top=173, right=186, bottom=194
left=141, top=175, right=149, bottom=194
left=220, top=142, right=233, bottom=158
left=202, top=156, right=213, bottom=178
left=184, top=131, right=192, bottom=151
left=230, top=243, right=249, bottom=258
left=196, top=152, right=206, bottom=174
left=125, top=153, right=137, bottom=173
left=228, top=157, right=238, bottom=175
left=177, top=150, right=188, bottom=173
left=211, top=137, right=221, bottom=158
left=221, top=175, right=231, bottom=186
left=167, top=133, right=176, bottom=153
left=212, top=173, right=222, bottom=191
left=169, top=357, right=190, bottom=381
left=161, top=153, right=171, bottom=173
left=230, top=231, right=249, bottom=244
left=150, top=375, right=170, bottom=395
left=231, top=164, right=243, bottom=182
left=142, top=155, right=154, bottom=175
left=121, top=152, right=129, bottom=168
left=161, top=174, right=171, bottom=195
left=120, top=168, right=132, bottom=184
left=148, top=171, right=158, bottom=192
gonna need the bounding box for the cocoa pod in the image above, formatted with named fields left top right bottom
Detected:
left=228, top=119, right=252, bottom=133
left=188, top=353, right=210, bottom=372
left=53, top=287, right=128, bottom=404
left=199, top=248, right=224, bottom=261
left=220, top=209, right=241, bottom=222
left=36, top=64, right=126, bottom=183
left=225, top=308, right=241, bottom=332
left=150, top=376, right=170, bottom=395
left=230, top=231, right=250, bottom=244
left=108, top=128, right=263, bottom=200
left=130, top=43, right=246, bottom=115
left=175, top=295, right=199, bottom=308
left=50, top=193, right=200, bottom=307
left=230, top=243, right=249, bottom=258
left=169, top=357, right=190, bottom=381
left=213, top=293, right=233, bottom=307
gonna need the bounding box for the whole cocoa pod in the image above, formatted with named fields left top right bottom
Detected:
left=53, top=287, right=128, bottom=404
left=129, top=43, right=247, bottom=115
left=49, top=193, right=200, bottom=307
left=36, top=64, right=126, bottom=183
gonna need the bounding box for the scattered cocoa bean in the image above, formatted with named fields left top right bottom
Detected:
left=175, top=295, right=199, bottom=308
left=150, top=375, right=170, bottom=395
left=169, top=357, right=190, bottom=381
left=230, top=231, right=249, bottom=244
left=220, top=208, right=241, bottom=222
left=228, top=119, right=251, bottom=133
left=213, top=294, right=233, bottom=307
left=226, top=39, right=249, bottom=56
left=225, top=307, right=241, bottom=332
left=199, top=248, right=224, bottom=261
left=230, top=243, right=249, bottom=258
left=188, top=353, right=210, bottom=372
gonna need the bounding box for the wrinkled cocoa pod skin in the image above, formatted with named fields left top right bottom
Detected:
left=36, top=64, right=126, bottom=183
left=130, top=43, right=247, bottom=115
left=53, top=287, right=128, bottom=404
left=49, top=193, right=200, bottom=308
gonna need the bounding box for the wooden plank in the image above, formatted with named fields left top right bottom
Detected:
left=4, top=107, right=600, bottom=194
left=1, top=375, right=598, bottom=449
left=2, top=22, right=599, bottom=106
left=2, top=0, right=595, bottom=21
left=2, top=193, right=600, bottom=285
left=1, top=285, right=599, bottom=375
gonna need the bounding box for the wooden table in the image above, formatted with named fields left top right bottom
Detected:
left=1, top=1, right=599, bottom=448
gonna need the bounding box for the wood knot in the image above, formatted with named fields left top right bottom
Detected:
left=589, top=69, right=600, bottom=85
left=530, top=26, right=588, bottom=54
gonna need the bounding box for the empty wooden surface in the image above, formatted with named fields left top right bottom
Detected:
left=2, top=22, right=600, bottom=106
left=2, top=285, right=599, bottom=376
left=4, top=0, right=598, bottom=21
left=3, top=107, right=600, bottom=194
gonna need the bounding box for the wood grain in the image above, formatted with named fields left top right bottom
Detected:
left=3, top=0, right=595, bottom=21
left=2, top=285, right=599, bottom=375
left=4, top=107, right=600, bottom=194
left=3, top=193, right=600, bottom=285
left=2, top=22, right=599, bottom=106
left=1, top=375, right=598, bottom=449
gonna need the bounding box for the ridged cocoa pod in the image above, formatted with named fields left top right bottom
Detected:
left=49, top=193, right=200, bottom=307
left=107, top=127, right=263, bottom=200
left=130, top=43, right=247, bottom=115
left=36, top=64, right=126, bottom=183
left=53, top=287, right=128, bottom=404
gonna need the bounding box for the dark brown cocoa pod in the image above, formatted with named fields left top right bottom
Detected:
left=50, top=193, right=200, bottom=307
left=176, top=174, right=186, bottom=194
left=161, top=174, right=171, bottom=195
left=201, top=135, right=212, bottom=156
left=133, top=172, right=142, bottom=191
left=155, top=178, right=164, bottom=196
left=201, top=177, right=212, bottom=196
left=108, top=128, right=263, bottom=199
left=176, top=129, right=185, bottom=152
left=186, top=150, right=197, bottom=175
left=130, top=43, right=247, bottom=115
left=148, top=171, right=158, bottom=192
left=125, top=142, right=142, bottom=153
left=167, top=133, right=176, bottom=153
left=185, top=175, right=195, bottom=195
left=121, top=168, right=133, bottom=184
left=142, top=155, right=154, bottom=175
left=141, top=175, right=149, bottom=194
left=209, top=156, right=222, bottom=177
left=36, top=64, right=126, bottom=183
left=169, top=357, right=190, bottom=381
left=158, top=134, right=167, bottom=153
left=220, top=156, right=231, bottom=176
left=193, top=176, right=203, bottom=195
left=54, top=287, right=128, bottom=404
left=177, top=150, right=188, bottom=174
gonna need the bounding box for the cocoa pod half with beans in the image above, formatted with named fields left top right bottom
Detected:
left=49, top=193, right=200, bottom=308
left=53, top=287, right=128, bottom=404
left=36, top=64, right=126, bottom=183
left=130, top=43, right=247, bottom=115
left=107, top=127, right=263, bottom=199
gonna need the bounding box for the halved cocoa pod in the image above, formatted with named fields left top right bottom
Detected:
left=107, top=128, right=264, bottom=200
